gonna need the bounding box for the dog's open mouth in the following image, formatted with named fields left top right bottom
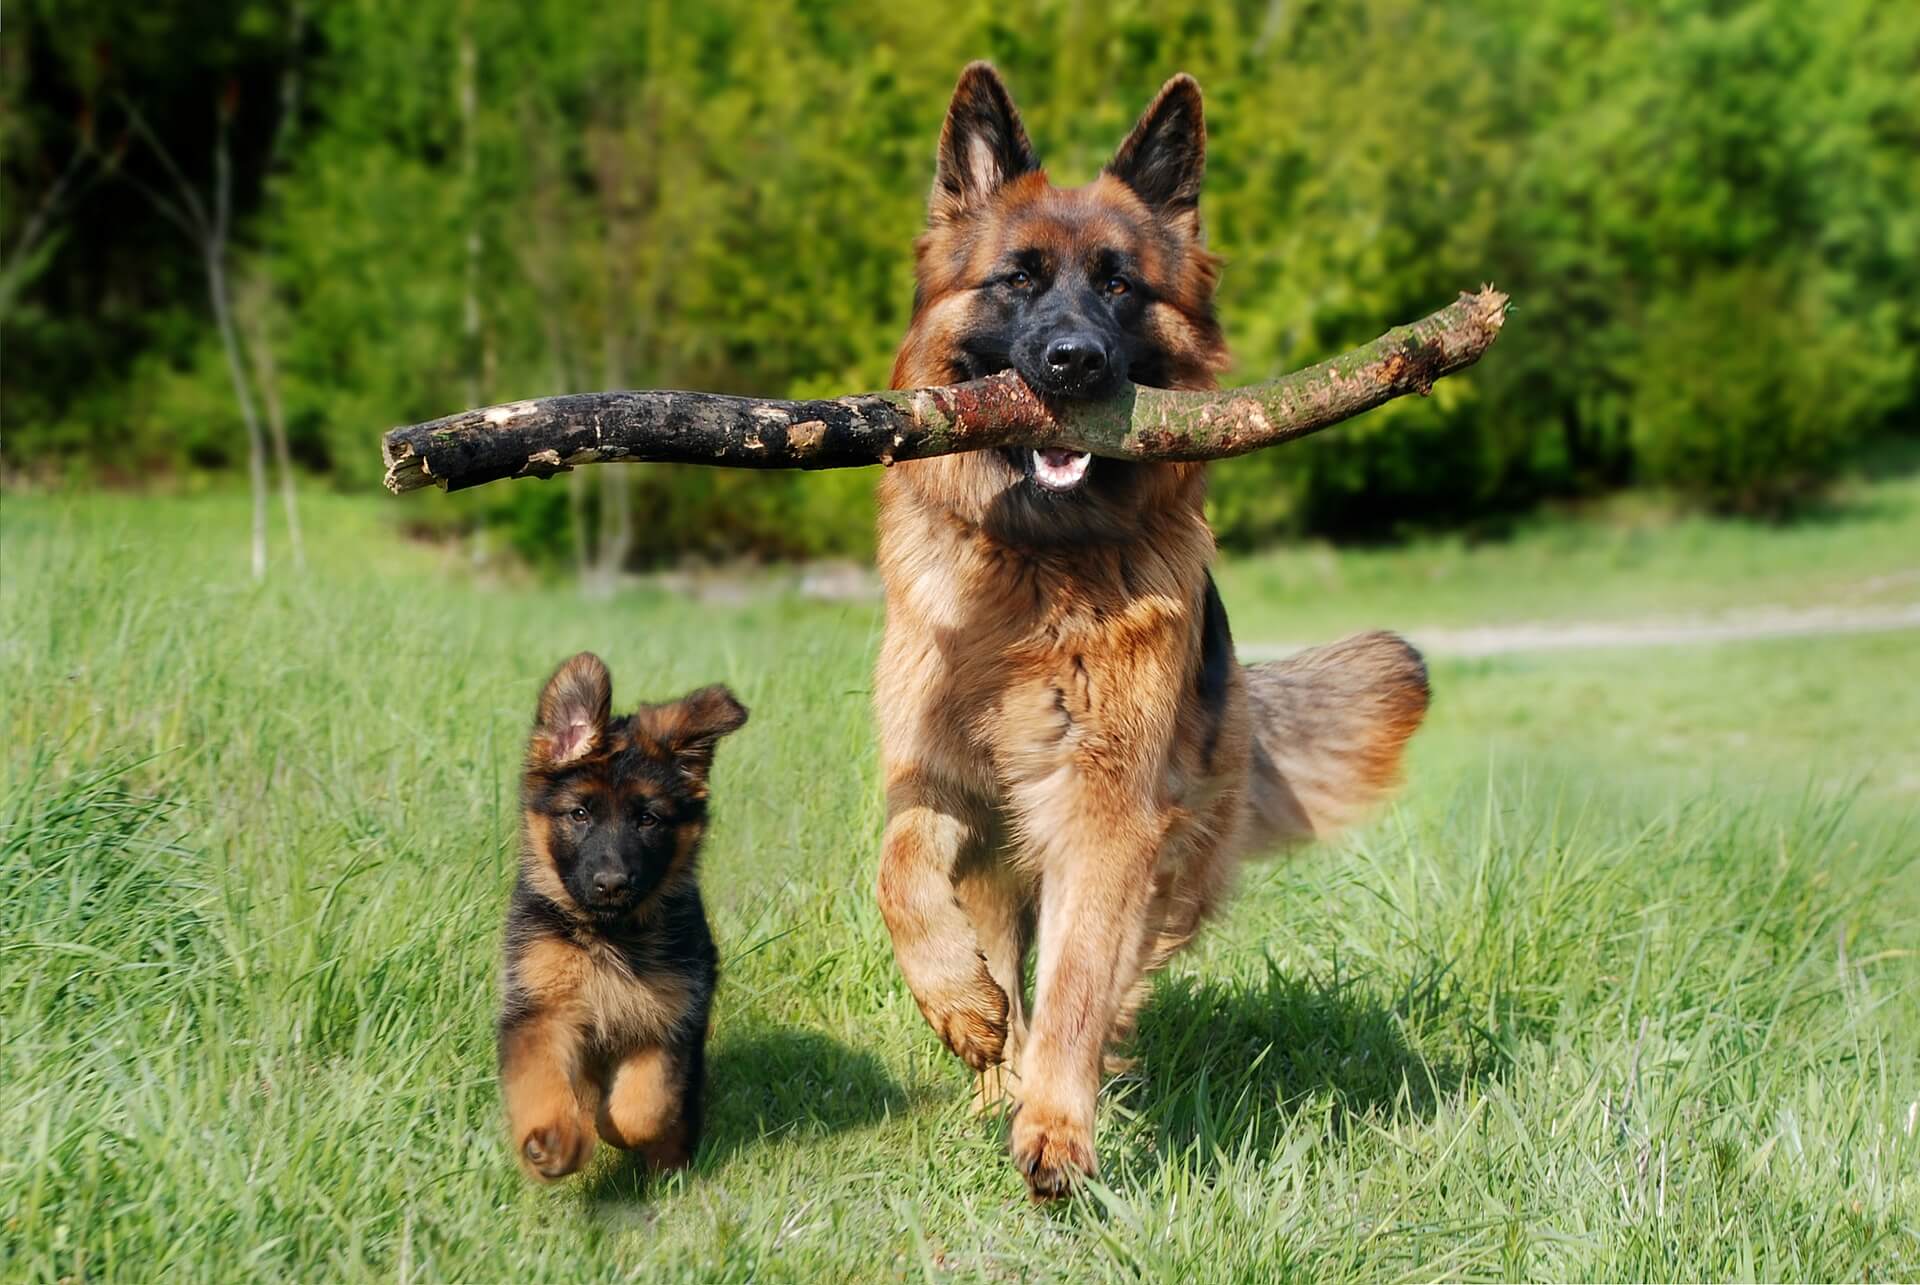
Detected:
left=1029, top=448, right=1092, bottom=493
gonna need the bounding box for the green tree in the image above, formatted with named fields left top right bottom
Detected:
left=8, top=0, right=1918, bottom=561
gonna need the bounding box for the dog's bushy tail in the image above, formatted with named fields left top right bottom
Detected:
left=1239, top=631, right=1431, bottom=854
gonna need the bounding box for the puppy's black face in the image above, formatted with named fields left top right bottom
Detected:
left=529, top=742, right=696, bottom=919
left=520, top=654, right=747, bottom=924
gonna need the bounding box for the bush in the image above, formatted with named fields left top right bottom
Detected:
left=1628, top=266, right=1910, bottom=514
left=8, top=0, right=1919, bottom=555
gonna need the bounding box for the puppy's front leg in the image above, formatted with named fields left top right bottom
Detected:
left=597, top=1041, right=699, bottom=1171
left=499, top=1012, right=596, bottom=1181
left=1008, top=775, right=1165, bottom=1199
left=876, top=774, right=1008, bottom=1070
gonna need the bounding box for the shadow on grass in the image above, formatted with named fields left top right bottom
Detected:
left=1109, top=954, right=1505, bottom=1178
left=585, top=1027, right=906, bottom=1201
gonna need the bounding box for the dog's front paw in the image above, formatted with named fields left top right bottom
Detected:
left=916, top=964, right=1009, bottom=1071
left=519, top=1113, right=594, bottom=1181
left=1009, top=1101, right=1096, bottom=1200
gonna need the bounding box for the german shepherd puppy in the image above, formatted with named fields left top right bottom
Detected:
left=498, top=652, right=747, bottom=1181
left=874, top=64, right=1431, bottom=1197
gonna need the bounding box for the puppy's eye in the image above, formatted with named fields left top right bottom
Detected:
left=636, top=811, right=659, bottom=828
left=568, top=806, right=590, bottom=822
left=1104, top=275, right=1130, bottom=297
left=1008, top=269, right=1033, bottom=289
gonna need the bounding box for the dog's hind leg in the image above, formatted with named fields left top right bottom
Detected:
left=876, top=776, right=1009, bottom=1071
left=954, top=856, right=1034, bottom=1114
left=1102, top=815, right=1242, bottom=1065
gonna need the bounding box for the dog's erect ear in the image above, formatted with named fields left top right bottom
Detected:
left=931, top=61, right=1040, bottom=222
left=639, top=685, right=749, bottom=782
left=1106, top=74, right=1206, bottom=229
left=531, top=652, right=612, bottom=767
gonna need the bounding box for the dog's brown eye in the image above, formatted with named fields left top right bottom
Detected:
left=1105, top=275, right=1130, bottom=297
left=1008, top=270, right=1033, bottom=289
left=636, top=811, right=659, bottom=828
left=569, top=806, right=590, bottom=822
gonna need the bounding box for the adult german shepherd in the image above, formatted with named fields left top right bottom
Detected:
left=874, top=63, right=1431, bottom=1198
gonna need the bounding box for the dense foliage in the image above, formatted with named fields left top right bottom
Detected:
left=5, top=0, right=1916, bottom=561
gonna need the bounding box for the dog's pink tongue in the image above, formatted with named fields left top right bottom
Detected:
left=1040, top=448, right=1080, bottom=467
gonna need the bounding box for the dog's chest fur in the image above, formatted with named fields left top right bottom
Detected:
left=874, top=466, right=1240, bottom=815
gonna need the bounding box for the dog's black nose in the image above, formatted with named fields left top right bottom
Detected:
left=592, top=870, right=628, bottom=898
left=1044, top=335, right=1109, bottom=380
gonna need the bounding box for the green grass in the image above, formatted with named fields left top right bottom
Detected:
left=2, top=489, right=1916, bottom=1282
left=1213, top=463, right=1920, bottom=642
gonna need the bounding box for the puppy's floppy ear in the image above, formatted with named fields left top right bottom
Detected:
left=641, top=685, right=749, bottom=782
left=1105, top=73, right=1207, bottom=231
left=531, top=652, right=611, bottom=767
left=930, top=61, right=1040, bottom=223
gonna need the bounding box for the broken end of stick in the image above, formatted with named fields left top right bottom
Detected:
left=380, top=438, right=442, bottom=495
left=1469, top=284, right=1511, bottom=334
left=380, top=428, right=579, bottom=495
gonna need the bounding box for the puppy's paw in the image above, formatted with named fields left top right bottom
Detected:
left=519, top=1114, right=593, bottom=1181
left=917, top=964, right=1009, bottom=1071
left=640, top=1134, right=695, bottom=1173
left=1009, top=1101, right=1096, bottom=1201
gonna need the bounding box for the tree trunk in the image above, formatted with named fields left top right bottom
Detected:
left=0, top=147, right=98, bottom=319
left=114, top=84, right=292, bottom=580
left=207, top=250, right=270, bottom=580
left=585, top=95, right=643, bottom=594
left=458, top=9, right=483, bottom=412
left=253, top=2, right=308, bottom=572
left=241, top=277, right=306, bottom=570
left=518, top=115, right=593, bottom=584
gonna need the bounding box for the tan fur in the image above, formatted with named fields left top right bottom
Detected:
left=1242, top=631, right=1432, bottom=845
left=499, top=1011, right=597, bottom=1181
left=872, top=65, right=1430, bottom=1198
left=501, top=933, right=695, bottom=1180
left=513, top=937, right=693, bottom=1049
left=518, top=814, right=578, bottom=913
left=596, top=1044, right=693, bottom=1168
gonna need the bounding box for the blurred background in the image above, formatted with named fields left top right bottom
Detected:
left=4, top=0, right=1917, bottom=573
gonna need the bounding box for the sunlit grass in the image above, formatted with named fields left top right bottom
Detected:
left=1215, top=462, right=1920, bottom=641
left=2, top=490, right=1915, bottom=1281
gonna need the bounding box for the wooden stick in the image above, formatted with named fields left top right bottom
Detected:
left=382, top=287, right=1508, bottom=495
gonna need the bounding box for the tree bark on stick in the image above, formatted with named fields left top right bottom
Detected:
left=383, top=287, right=1508, bottom=495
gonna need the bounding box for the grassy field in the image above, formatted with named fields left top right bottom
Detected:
left=1213, top=461, right=1920, bottom=643
left=3, top=485, right=1916, bottom=1282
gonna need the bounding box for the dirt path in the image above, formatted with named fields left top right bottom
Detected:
left=1239, top=602, right=1920, bottom=661
left=635, top=559, right=1920, bottom=659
